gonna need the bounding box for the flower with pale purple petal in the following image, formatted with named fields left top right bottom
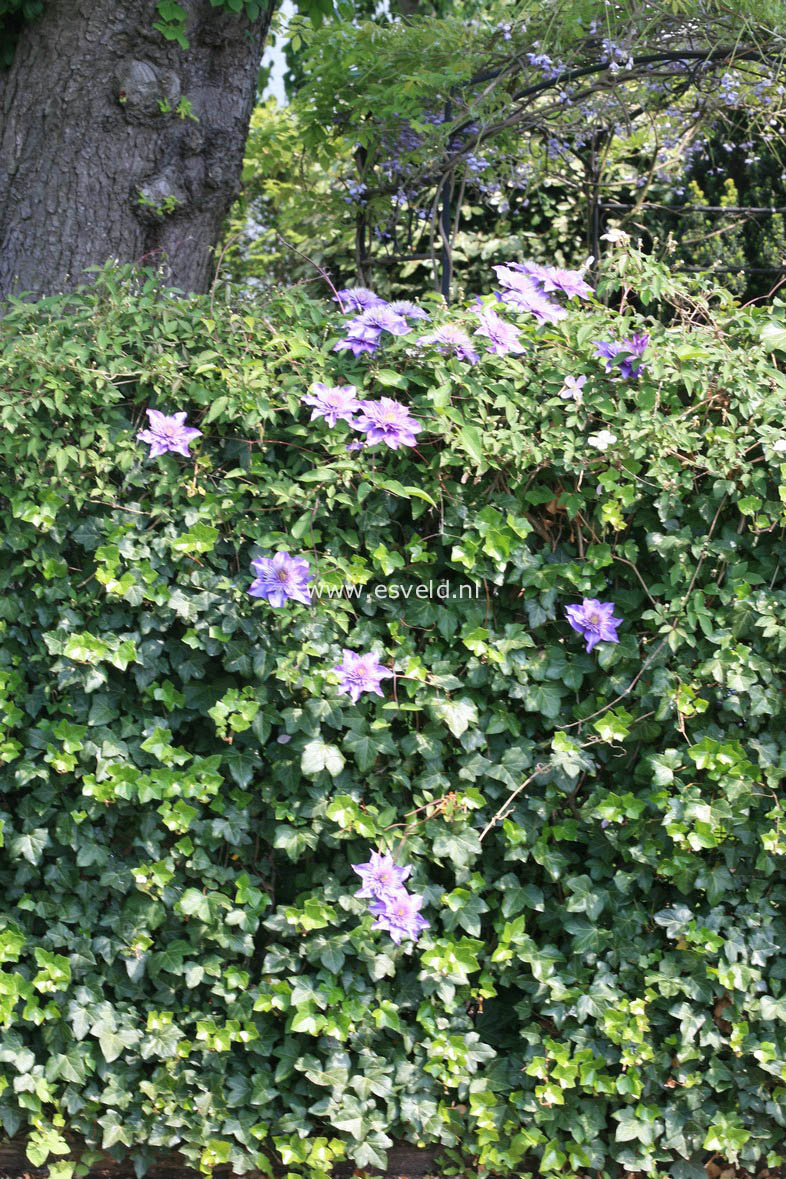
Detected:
left=137, top=409, right=202, bottom=458
left=302, top=383, right=361, bottom=427
left=507, top=261, right=592, bottom=300
left=474, top=307, right=525, bottom=355
left=538, top=265, right=593, bottom=300
left=493, top=266, right=566, bottom=324
left=417, top=324, right=480, bottom=365
left=333, top=321, right=382, bottom=357
left=565, top=598, right=621, bottom=652
left=388, top=299, right=429, bottom=321
left=353, top=305, right=411, bottom=337
left=499, top=285, right=566, bottom=325
left=560, top=374, right=586, bottom=403
left=353, top=851, right=412, bottom=900
left=353, top=397, right=421, bottom=450
left=334, top=287, right=386, bottom=313
left=493, top=263, right=539, bottom=291
left=594, top=334, right=648, bottom=379
left=369, top=888, right=430, bottom=944
left=248, top=551, right=313, bottom=608
left=333, top=649, right=393, bottom=703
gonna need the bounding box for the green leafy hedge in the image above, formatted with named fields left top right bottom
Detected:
left=2, top=253, right=786, bottom=1179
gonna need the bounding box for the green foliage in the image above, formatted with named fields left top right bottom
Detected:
left=3, top=252, right=786, bottom=1177
left=239, top=2, right=786, bottom=303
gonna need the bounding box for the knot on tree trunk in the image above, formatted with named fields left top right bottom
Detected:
left=135, top=167, right=187, bottom=222
left=116, top=58, right=181, bottom=119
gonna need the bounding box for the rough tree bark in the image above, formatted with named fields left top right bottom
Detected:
left=0, top=0, right=275, bottom=300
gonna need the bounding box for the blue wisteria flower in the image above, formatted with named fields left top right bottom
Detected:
left=565, top=598, right=622, bottom=652
left=333, top=649, right=393, bottom=703
left=334, top=286, right=386, bottom=313
left=388, top=299, right=429, bottom=321
left=352, top=851, right=412, bottom=900
left=417, top=324, right=480, bottom=365
left=248, top=551, right=313, bottom=608
left=474, top=307, right=525, bottom=355
left=137, top=409, right=202, bottom=458
left=369, top=889, right=430, bottom=945
left=302, top=383, right=361, bottom=427
left=594, top=333, right=649, bottom=379
left=333, top=321, right=382, bottom=358
left=353, top=397, right=421, bottom=450
left=560, top=374, right=586, bottom=403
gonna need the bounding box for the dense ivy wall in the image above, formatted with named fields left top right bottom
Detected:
left=2, top=255, right=786, bottom=1179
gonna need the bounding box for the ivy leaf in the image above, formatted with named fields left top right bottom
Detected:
left=301, top=740, right=345, bottom=776
left=430, top=697, right=478, bottom=738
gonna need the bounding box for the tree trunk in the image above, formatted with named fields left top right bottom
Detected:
left=0, top=0, right=274, bottom=300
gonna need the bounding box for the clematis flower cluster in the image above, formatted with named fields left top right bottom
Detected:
left=594, top=333, right=649, bottom=379
left=301, top=384, right=421, bottom=451
left=352, top=851, right=430, bottom=945
left=333, top=288, right=428, bottom=356
left=417, top=323, right=480, bottom=365
left=474, top=306, right=525, bottom=356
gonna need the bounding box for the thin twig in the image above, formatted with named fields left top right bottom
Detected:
left=479, top=764, right=549, bottom=841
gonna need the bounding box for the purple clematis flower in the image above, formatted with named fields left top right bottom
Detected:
left=594, top=334, right=649, bottom=379
left=333, top=649, right=393, bottom=703
left=388, top=299, right=429, bottom=321
left=334, top=287, right=387, bottom=313
left=333, top=321, right=382, bottom=357
left=538, top=265, right=593, bottom=300
left=353, top=852, right=412, bottom=900
left=137, top=409, right=202, bottom=458
left=248, top=551, right=313, bottom=608
left=493, top=267, right=567, bottom=324
left=353, top=397, right=421, bottom=450
left=353, top=305, right=411, bottom=337
left=417, top=324, right=480, bottom=365
left=369, top=889, right=430, bottom=945
left=499, top=285, right=567, bottom=325
left=474, top=307, right=525, bottom=355
left=509, top=261, right=593, bottom=300
left=565, top=598, right=622, bottom=652
left=302, top=383, right=361, bottom=427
